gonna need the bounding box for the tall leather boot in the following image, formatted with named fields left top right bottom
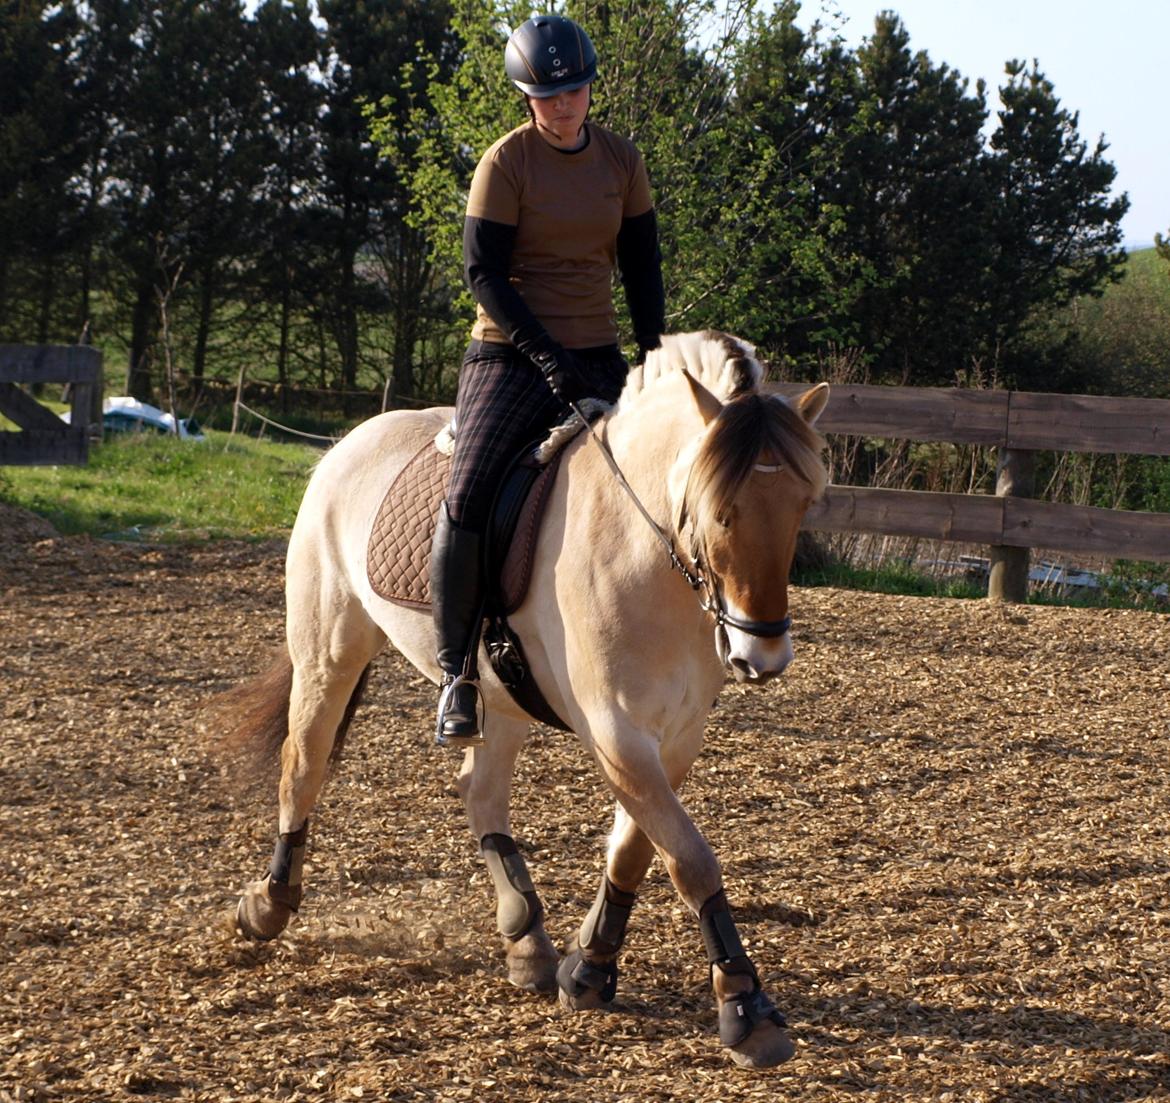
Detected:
left=431, top=500, right=485, bottom=745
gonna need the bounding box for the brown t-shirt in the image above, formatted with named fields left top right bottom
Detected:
left=466, top=122, right=654, bottom=348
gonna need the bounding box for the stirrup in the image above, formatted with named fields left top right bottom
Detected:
left=435, top=674, right=484, bottom=747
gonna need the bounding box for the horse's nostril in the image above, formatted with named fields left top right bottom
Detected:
left=729, top=658, right=756, bottom=683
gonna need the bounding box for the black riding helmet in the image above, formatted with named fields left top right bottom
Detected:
left=505, top=14, right=597, bottom=97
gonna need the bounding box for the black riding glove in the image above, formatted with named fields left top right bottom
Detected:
left=526, top=342, right=586, bottom=404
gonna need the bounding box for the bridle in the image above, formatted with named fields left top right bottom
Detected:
left=569, top=399, right=793, bottom=646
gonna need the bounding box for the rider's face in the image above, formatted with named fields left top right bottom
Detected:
left=528, top=85, right=591, bottom=150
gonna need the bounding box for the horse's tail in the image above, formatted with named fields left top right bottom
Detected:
left=207, top=645, right=371, bottom=781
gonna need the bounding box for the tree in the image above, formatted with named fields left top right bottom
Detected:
left=248, top=0, right=327, bottom=399
left=314, top=0, right=453, bottom=403
left=986, top=59, right=1128, bottom=387
left=98, top=0, right=265, bottom=400
left=731, top=3, right=877, bottom=364
left=1154, top=227, right=1170, bottom=269
left=0, top=0, right=84, bottom=343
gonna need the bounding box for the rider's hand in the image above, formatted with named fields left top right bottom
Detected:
left=531, top=345, right=586, bottom=404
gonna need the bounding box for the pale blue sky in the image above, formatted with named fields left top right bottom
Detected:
left=812, top=0, right=1168, bottom=248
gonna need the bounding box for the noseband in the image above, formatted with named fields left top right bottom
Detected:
left=572, top=401, right=792, bottom=646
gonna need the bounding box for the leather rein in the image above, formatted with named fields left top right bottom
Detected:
left=568, top=399, right=792, bottom=643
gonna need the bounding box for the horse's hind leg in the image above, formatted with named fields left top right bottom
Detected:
left=456, top=713, right=559, bottom=994
left=237, top=601, right=384, bottom=941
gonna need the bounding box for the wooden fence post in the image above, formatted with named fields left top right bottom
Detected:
left=988, top=448, right=1035, bottom=602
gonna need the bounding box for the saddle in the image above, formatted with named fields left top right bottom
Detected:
left=366, top=434, right=570, bottom=731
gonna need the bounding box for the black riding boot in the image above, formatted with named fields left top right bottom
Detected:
left=431, top=500, right=485, bottom=745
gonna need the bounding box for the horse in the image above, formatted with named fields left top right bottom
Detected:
left=213, top=330, right=829, bottom=1069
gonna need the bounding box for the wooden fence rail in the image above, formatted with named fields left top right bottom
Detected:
left=0, top=345, right=103, bottom=466
left=769, top=383, right=1170, bottom=600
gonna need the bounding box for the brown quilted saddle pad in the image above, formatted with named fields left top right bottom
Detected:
left=367, top=437, right=559, bottom=612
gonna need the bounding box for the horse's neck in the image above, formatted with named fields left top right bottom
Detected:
left=580, top=380, right=701, bottom=542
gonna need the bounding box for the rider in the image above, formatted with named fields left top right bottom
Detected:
left=432, top=13, right=666, bottom=744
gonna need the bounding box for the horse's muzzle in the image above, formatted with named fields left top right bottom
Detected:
left=717, top=625, right=794, bottom=683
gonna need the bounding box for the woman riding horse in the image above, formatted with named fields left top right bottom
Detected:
left=433, top=12, right=666, bottom=744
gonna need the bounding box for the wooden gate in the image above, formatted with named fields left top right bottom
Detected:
left=0, top=345, right=103, bottom=466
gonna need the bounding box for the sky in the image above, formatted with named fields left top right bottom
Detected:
left=810, top=0, right=1168, bottom=248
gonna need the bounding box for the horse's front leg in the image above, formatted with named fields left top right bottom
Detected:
left=556, top=802, right=647, bottom=1011
left=574, top=721, right=795, bottom=1069
left=457, top=713, right=559, bottom=994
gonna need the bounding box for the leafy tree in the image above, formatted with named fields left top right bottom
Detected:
left=1026, top=248, right=1170, bottom=399
left=314, top=0, right=453, bottom=402
left=248, top=0, right=327, bottom=397
left=97, top=0, right=266, bottom=400
left=733, top=3, right=879, bottom=364
left=382, top=0, right=807, bottom=367
left=1155, top=228, right=1170, bottom=269
left=842, top=14, right=992, bottom=383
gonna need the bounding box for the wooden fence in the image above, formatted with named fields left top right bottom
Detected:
left=0, top=345, right=103, bottom=466
left=769, top=382, right=1170, bottom=601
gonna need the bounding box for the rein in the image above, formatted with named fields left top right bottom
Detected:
left=568, top=399, right=792, bottom=642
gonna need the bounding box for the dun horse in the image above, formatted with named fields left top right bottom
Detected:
left=216, top=331, right=829, bottom=1068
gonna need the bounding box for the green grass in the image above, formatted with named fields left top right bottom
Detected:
left=0, top=430, right=319, bottom=541
left=794, top=560, right=987, bottom=600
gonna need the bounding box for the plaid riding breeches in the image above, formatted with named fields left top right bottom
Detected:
left=445, top=341, right=628, bottom=532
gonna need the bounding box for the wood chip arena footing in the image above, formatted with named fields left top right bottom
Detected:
left=1, top=505, right=1168, bottom=1101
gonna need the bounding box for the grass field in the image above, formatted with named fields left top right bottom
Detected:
left=0, top=430, right=319, bottom=541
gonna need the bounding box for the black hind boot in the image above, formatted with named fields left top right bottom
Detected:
left=431, top=501, right=485, bottom=745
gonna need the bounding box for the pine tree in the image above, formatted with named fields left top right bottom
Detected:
left=987, top=59, right=1128, bottom=387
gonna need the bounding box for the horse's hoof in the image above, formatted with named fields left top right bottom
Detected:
left=555, top=948, right=617, bottom=1010
left=557, top=984, right=610, bottom=1012
left=728, top=1021, right=796, bottom=1069
left=235, top=878, right=293, bottom=941
left=504, top=929, right=560, bottom=994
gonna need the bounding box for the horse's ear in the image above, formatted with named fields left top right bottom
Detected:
left=682, top=368, right=723, bottom=425
left=795, top=382, right=830, bottom=425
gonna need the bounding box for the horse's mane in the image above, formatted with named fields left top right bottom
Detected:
left=619, top=330, right=763, bottom=405
left=623, top=332, right=827, bottom=543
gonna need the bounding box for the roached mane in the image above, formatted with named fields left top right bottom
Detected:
left=618, top=330, right=764, bottom=405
